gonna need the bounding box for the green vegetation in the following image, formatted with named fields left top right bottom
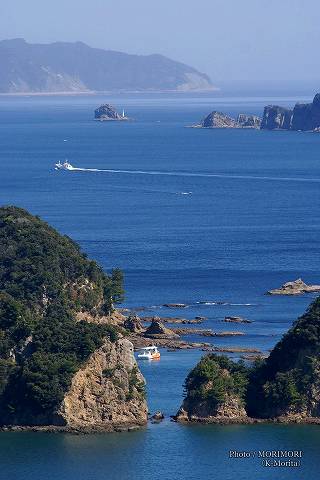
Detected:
left=183, top=297, right=320, bottom=420
left=127, top=366, right=145, bottom=401
left=0, top=206, right=123, bottom=422
left=184, top=354, right=248, bottom=411
left=246, top=297, right=320, bottom=418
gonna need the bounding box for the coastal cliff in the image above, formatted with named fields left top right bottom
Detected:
left=261, top=93, right=320, bottom=131
left=176, top=296, right=320, bottom=424
left=0, top=206, right=147, bottom=431
left=58, top=338, right=147, bottom=432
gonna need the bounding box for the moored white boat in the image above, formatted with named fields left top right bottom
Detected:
left=137, top=346, right=160, bottom=360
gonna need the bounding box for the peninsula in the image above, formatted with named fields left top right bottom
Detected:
left=0, top=207, right=147, bottom=432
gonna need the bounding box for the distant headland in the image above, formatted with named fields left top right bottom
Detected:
left=0, top=38, right=216, bottom=94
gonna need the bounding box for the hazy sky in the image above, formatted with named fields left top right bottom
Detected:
left=1, top=0, right=319, bottom=91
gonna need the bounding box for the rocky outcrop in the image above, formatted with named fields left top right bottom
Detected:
left=94, top=104, right=128, bottom=121
left=176, top=396, right=248, bottom=424
left=223, top=316, right=252, bottom=323
left=58, top=338, right=147, bottom=432
left=124, top=315, right=144, bottom=333
left=144, top=318, right=179, bottom=339
left=194, top=111, right=261, bottom=129
left=163, top=303, right=187, bottom=308
left=267, top=278, right=320, bottom=295
left=261, top=93, right=320, bottom=131
left=141, top=316, right=203, bottom=324
left=198, top=111, right=240, bottom=128
left=237, top=114, right=261, bottom=128
left=176, top=354, right=248, bottom=423
left=150, top=411, right=164, bottom=423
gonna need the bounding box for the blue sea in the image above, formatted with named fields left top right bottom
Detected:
left=0, top=94, right=320, bottom=479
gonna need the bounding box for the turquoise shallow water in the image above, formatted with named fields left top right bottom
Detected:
left=0, top=94, right=320, bottom=479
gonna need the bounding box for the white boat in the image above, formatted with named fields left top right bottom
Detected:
left=55, top=160, right=74, bottom=171
left=137, top=346, right=160, bottom=360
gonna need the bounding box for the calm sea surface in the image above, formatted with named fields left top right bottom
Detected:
left=0, top=94, right=320, bottom=479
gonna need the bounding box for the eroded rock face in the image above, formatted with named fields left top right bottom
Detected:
left=237, top=114, right=261, bottom=128
left=261, top=93, right=320, bottom=131
left=58, top=338, right=147, bottom=431
left=261, top=105, right=293, bottom=130
left=124, top=315, right=144, bottom=333
left=176, top=394, right=247, bottom=423
left=94, top=104, right=128, bottom=121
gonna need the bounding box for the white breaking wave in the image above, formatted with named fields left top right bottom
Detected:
left=195, top=301, right=256, bottom=306
left=64, top=166, right=320, bottom=183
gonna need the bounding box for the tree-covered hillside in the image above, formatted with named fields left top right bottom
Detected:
left=179, top=297, right=320, bottom=422
left=0, top=206, right=123, bottom=423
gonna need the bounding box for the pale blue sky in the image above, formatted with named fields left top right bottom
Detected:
left=1, top=0, right=319, bottom=91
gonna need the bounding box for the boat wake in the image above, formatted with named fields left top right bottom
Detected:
left=58, top=165, right=320, bottom=184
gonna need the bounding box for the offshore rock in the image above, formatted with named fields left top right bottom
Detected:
left=163, top=303, right=187, bottom=308
left=267, top=278, right=320, bottom=295
left=94, top=104, right=129, bottom=121
left=223, top=316, right=252, bottom=324
left=144, top=318, right=179, bottom=339
left=150, top=411, right=164, bottom=423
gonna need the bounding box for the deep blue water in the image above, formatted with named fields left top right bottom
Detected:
left=0, top=94, right=320, bottom=479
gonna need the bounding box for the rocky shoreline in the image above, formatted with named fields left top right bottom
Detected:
left=123, top=315, right=254, bottom=352
left=173, top=413, right=320, bottom=425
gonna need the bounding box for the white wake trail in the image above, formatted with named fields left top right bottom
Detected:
left=68, top=167, right=320, bottom=183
